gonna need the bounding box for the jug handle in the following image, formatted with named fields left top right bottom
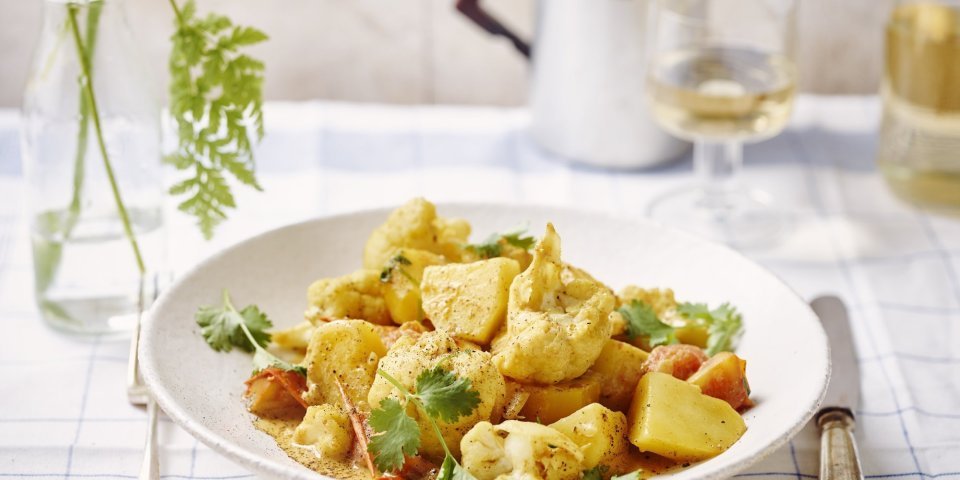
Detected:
left=455, top=0, right=531, bottom=58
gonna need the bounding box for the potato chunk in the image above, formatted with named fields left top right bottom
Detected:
left=549, top=403, right=629, bottom=469
left=271, top=320, right=315, bottom=354
left=421, top=257, right=521, bottom=345
left=293, top=404, right=353, bottom=459
left=514, top=371, right=602, bottom=424
left=628, top=372, right=746, bottom=461
left=363, top=197, right=471, bottom=270
left=303, top=320, right=387, bottom=407
left=591, top=340, right=649, bottom=412
left=687, top=352, right=752, bottom=410
left=491, top=224, right=615, bottom=384
left=382, top=249, right=446, bottom=324
left=461, top=420, right=583, bottom=480
left=368, top=331, right=506, bottom=459
left=306, top=269, right=391, bottom=325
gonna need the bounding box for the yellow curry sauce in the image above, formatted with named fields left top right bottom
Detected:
left=255, top=416, right=681, bottom=480
left=255, top=417, right=371, bottom=480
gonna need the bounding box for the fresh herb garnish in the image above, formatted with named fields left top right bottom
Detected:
left=413, top=366, right=481, bottom=422
left=367, top=366, right=480, bottom=477
left=438, top=454, right=476, bottom=480
left=367, top=398, right=421, bottom=471
left=582, top=465, right=608, bottom=480
left=167, top=0, right=268, bottom=239
left=196, top=290, right=306, bottom=376
left=619, top=300, right=677, bottom=347
left=678, top=302, right=743, bottom=356
left=463, top=227, right=535, bottom=259
left=380, top=253, right=414, bottom=283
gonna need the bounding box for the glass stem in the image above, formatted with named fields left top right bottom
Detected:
left=695, top=139, right=743, bottom=211
left=66, top=4, right=146, bottom=276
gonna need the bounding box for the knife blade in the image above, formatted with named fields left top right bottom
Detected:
left=811, top=295, right=864, bottom=480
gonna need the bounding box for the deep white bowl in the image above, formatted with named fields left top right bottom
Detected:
left=140, top=203, right=829, bottom=479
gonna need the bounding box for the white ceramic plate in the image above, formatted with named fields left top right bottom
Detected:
left=140, top=203, right=829, bottom=480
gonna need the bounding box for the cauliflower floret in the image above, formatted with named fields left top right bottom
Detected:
left=460, top=420, right=583, bottom=480
left=303, top=320, right=387, bottom=407
left=363, top=197, right=471, bottom=270
left=367, top=331, right=506, bottom=460
left=306, top=269, right=391, bottom=325
left=292, top=404, right=353, bottom=459
left=491, top=224, right=615, bottom=384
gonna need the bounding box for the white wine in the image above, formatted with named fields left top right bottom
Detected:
left=647, top=47, right=796, bottom=141
left=878, top=3, right=960, bottom=209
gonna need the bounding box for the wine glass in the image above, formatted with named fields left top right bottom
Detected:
left=645, top=0, right=798, bottom=248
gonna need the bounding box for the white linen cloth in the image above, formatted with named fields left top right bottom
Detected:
left=1, top=96, right=958, bottom=478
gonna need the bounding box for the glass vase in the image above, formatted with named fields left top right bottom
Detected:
left=21, top=0, right=165, bottom=336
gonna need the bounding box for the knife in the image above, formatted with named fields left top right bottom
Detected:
left=811, top=296, right=865, bottom=480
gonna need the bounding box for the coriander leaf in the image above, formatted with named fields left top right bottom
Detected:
left=677, top=301, right=743, bottom=356
left=463, top=226, right=536, bottom=259
left=196, top=290, right=306, bottom=377
left=438, top=454, right=477, bottom=480
left=582, top=465, right=608, bottom=480
left=196, top=295, right=271, bottom=352
left=611, top=471, right=641, bottom=480
left=371, top=367, right=482, bottom=473
left=463, top=232, right=502, bottom=259
left=380, top=253, right=413, bottom=283
left=367, top=398, right=421, bottom=473
left=415, top=366, right=482, bottom=423
left=677, top=302, right=711, bottom=323
left=252, top=348, right=307, bottom=376
left=618, top=300, right=677, bottom=347
left=501, top=227, right=536, bottom=250
left=168, top=0, right=268, bottom=239
left=704, top=303, right=743, bottom=356
left=239, top=305, right=272, bottom=349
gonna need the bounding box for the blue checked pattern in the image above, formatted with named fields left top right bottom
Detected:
left=0, top=96, right=958, bottom=479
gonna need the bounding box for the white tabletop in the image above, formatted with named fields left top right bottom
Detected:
left=1, top=96, right=958, bottom=479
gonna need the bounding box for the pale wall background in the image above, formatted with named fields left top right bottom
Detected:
left=0, top=0, right=893, bottom=108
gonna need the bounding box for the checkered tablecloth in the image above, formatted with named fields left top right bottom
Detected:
left=1, top=96, right=958, bottom=479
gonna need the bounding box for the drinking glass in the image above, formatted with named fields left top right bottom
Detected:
left=878, top=0, right=960, bottom=210
left=21, top=0, right=164, bottom=336
left=645, top=0, right=798, bottom=247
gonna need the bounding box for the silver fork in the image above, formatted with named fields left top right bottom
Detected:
left=128, top=274, right=161, bottom=480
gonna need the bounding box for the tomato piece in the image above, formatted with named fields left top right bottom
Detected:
left=687, top=352, right=752, bottom=410
left=643, top=344, right=708, bottom=381
left=243, top=367, right=309, bottom=417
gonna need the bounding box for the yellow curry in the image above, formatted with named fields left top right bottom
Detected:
left=216, top=198, right=753, bottom=480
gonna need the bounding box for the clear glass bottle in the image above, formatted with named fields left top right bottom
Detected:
left=878, top=0, right=960, bottom=210
left=21, top=0, right=164, bottom=336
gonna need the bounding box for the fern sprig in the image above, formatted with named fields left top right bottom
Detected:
left=167, top=0, right=267, bottom=238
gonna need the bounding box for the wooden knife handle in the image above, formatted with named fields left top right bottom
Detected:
left=817, top=408, right=865, bottom=480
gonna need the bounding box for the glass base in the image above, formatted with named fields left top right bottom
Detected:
left=39, top=294, right=141, bottom=340
left=36, top=271, right=165, bottom=340
left=647, top=185, right=788, bottom=249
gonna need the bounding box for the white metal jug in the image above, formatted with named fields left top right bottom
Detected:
left=458, top=0, right=688, bottom=169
